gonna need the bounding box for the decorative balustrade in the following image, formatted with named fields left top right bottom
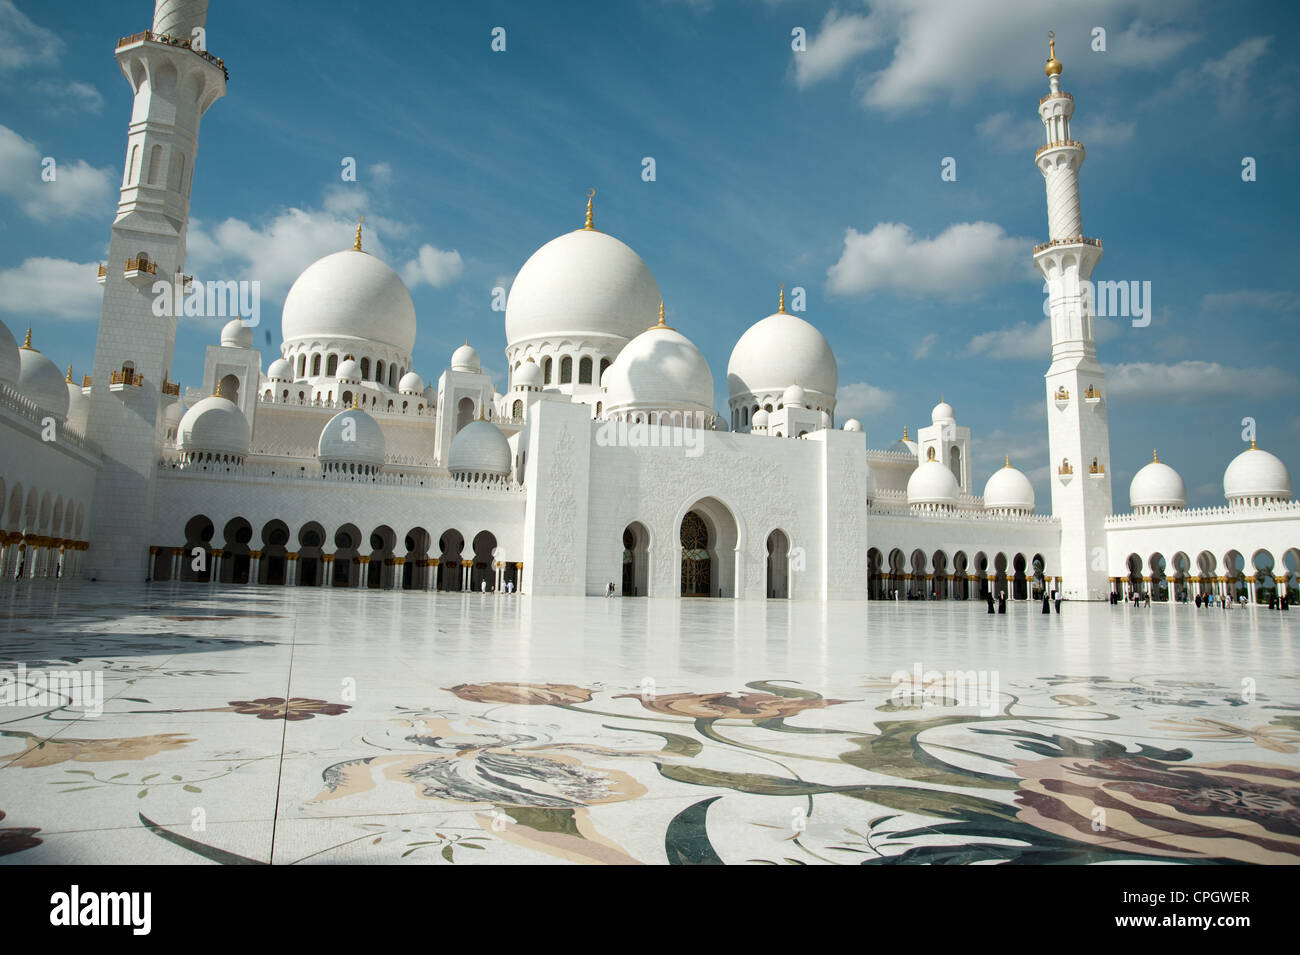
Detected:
left=158, top=455, right=524, bottom=494
left=1105, top=499, right=1300, bottom=527
left=1058, top=461, right=1074, bottom=475
left=1034, top=235, right=1103, bottom=255
left=110, top=370, right=145, bottom=386
left=81, top=375, right=92, bottom=387
left=161, top=380, right=181, bottom=396
left=116, top=30, right=228, bottom=79
left=1084, top=385, right=1101, bottom=399
left=1035, top=138, right=1085, bottom=157
left=96, top=264, right=107, bottom=278
left=1039, top=90, right=1073, bottom=105
left=0, top=382, right=98, bottom=454
left=124, top=257, right=157, bottom=275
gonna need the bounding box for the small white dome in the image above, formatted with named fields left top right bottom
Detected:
left=751, top=408, right=770, bottom=429
left=451, top=343, right=480, bottom=372
left=16, top=335, right=69, bottom=416
left=602, top=321, right=714, bottom=415
left=843, top=418, right=863, bottom=432
left=267, top=357, right=293, bottom=380
left=781, top=382, right=807, bottom=408
left=888, top=431, right=918, bottom=457
left=177, top=395, right=250, bottom=455
left=0, top=319, right=19, bottom=383
left=336, top=357, right=363, bottom=382
left=984, top=460, right=1035, bottom=512
left=505, top=227, right=661, bottom=347
left=1224, top=445, right=1291, bottom=503
left=398, top=370, right=425, bottom=394
left=449, top=420, right=511, bottom=477
left=931, top=400, right=955, bottom=424
left=318, top=407, right=385, bottom=467
left=221, top=318, right=253, bottom=349
left=1129, top=455, right=1186, bottom=510
left=282, top=249, right=416, bottom=357
left=907, top=459, right=959, bottom=506
left=728, top=310, right=837, bottom=402
left=514, top=359, right=543, bottom=389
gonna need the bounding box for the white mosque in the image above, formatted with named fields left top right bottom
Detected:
left=1, top=3, right=1297, bottom=604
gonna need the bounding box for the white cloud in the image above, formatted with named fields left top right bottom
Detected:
left=1106, top=361, right=1298, bottom=400
left=0, top=257, right=102, bottom=321
left=401, top=244, right=464, bottom=288
left=792, top=11, right=883, bottom=89
left=1202, top=289, right=1300, bottom=314
left=967, top=319, right=1051, bottom=360
left=976, top=111, right=1040, bottom=152
left=1201, top=36, right=1271, bottom=107
left=836, top=380, right=894, bottom=421
left=368, top=161, right=394, bottom=185
left=912, top=332, right=939, bottom=359
left=827, top=221, right=1034, bottom=299
left=0, top=0, right=62, bottom=72
left=0, top=124, right=114, bottom=222
left=791, top=1, right=1197, bottom=112
left=1080, top=118, right=1137, bottom=146
left=32, top=79, right=103, bottom=113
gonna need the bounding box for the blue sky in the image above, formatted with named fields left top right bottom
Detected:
left=2, top=0, right=1297, bottom=509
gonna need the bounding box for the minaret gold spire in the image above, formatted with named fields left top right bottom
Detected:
left=584, top=189, right=595, bottom=231
left=1045, top=30, right=1062, bottom=77
left=353, top=216, right=365, bottom=252
left=778, top=284, right=785, bottom=313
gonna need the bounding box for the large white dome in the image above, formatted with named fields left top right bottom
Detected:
left=505, top=228, right=661, bottom=347
left=17, top=335, right=69, bottom=417
left=728, top=310, right=837, bottom=401
left=0, top=319, right=19, bottom=384
left=177, top=395, right=250, bottom=455
left=281, top=249, right=417, bottom=356
left=318, top=407, right=385, bottom=468
left=448, top=420, right=511, bottom=478
left=907, top=459, right=959, bottom=506
left=602, top=320, right=714, bottom=414
left=1224, top=444, right=1291, bottom=503
left=984, top=460, right=1035, bottom=512
left=1129, top=454, right=1186, bottom=510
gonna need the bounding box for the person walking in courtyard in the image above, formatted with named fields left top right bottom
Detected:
left=1041, top=592, right=1050, bottom=614
left=997, top=591, right=1007, bottom=614
left=607, top=582, right=615, bottom=598
left=1054, top=590, right=1062, bottom=614
left=986, top=592, right=995, bottom=614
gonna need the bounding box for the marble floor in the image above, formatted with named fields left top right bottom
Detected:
left=0, top=581, right=1296, bottom=865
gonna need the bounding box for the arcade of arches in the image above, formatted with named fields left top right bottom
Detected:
left=867, top=548, right=1056, bottom=601
left=1118, top=548, right=1299, bottom=604
left=153, top=516, right=522, bottom=592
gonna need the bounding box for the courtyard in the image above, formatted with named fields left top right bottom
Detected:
left=0, top=582, right=1296, bottom=865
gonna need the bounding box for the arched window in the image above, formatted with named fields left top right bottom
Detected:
left=342, top=390, right=352, bottom=406
left=543, top=357, right=553, bottom=384
left=512, top=399, right=523, bottom=418
left=599, top=358, right=611, bottom=381
left=326, top=354, right=338, bottom=376
left=147, top=145, right=162, bottom=184
left=311, top=354, right=322, bottom=376
left=126, top=144, right=139, bottom=185
left=360, top=358, right=370, bottom=378
left=578, top=356, right=592, bottom=384
left=376, top=360, right=385, bottom=383
left=297, top=354, right=306, bottom=377
left=560, top=356, right=573, bottom=384
left=389, top=365, right=396, bottom=388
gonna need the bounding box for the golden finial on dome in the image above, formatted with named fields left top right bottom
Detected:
left=902, top=425, right=909, bottom=440
left=1045, top=31, right=1062, bottom=77
left=66, top=365, right=73, bottom=383
left=778, top=284, right=785, bottom=314
left=350, top=391, right=360, bottom=410
left=649, top=299, right=673, bottom=330
left=21, top=327, right=33, bottom=350
left=353, top=216, right=365, bottom=252
left=1251, top=438, right=1257, bottom=449
left=584, top=189, right=595, bottom=231
left=1005, top=454, right=1011, bottom=468
left=1153, top=448, right=1158, bottom=462
left=214, top=380, right=223, bottom=398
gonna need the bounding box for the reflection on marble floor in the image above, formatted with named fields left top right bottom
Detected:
left=1, top=582, right=1296, bottom=864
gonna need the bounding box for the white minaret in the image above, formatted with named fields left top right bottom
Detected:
left=84, top=0, right=226, bottom=581
left=1033, top=32, right=1113, bottom=600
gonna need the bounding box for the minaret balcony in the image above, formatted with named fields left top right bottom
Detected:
left=95, top=263, right=107, bottom=286
left=1053, top=386, right=1070, bottom=410
left=1039, top=91, right=1073, bottom=106
left=116, top=30, right=228, bottom=80
left=1035, top=139, right=1085, bottom=158
left=109, top=370, right=145, bottom=390
left=124, top=257, right=159, bottom=287
left=1084, top=385, right=1102, bottom=404
left=1058, top=461, right=1074, bottom=484
left=1089, top=462, right=1105, bottom=478
left=1033, top=235, right=1102, bottom=255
